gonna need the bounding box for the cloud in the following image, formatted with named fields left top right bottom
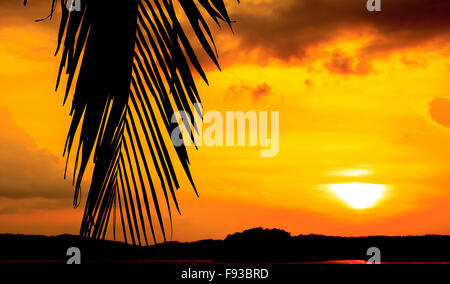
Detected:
left=324, top=52, right=372, bottom=75
left=0, top=1, right=56, bottom=26
left=225, top=0, right=450, bottom=65
left=0, top=197, right=70, bottom=214
left=0, top=107, right=73, bottom=200
left=227, top=83, right=272, bottom=102
left=304, top=79, right=314, bottom=87
left=3, top=0, right=450, bottom=73
left=251, top=83, right=271, bottom=102
left=401, top=56, right=427, bottom=69
left=429, top=98, right=450, bottom=128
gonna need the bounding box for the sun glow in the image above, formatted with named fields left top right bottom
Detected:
left=330, top=169, right=372, bottom=177
left=330, top=183, right=386, bottom=209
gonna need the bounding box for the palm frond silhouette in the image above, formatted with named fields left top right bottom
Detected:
left=25, top=0, right=237, bottom=245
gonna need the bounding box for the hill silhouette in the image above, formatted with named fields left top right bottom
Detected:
left=1, top=228, right=450, bottom=263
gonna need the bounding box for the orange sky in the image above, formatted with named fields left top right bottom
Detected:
left=1, top=0, right=450, bottom=242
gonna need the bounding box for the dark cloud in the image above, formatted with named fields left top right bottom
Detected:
left=227, top=82, right=271, bottom=102
left=0, top=108, right=73, bottom=200
left=228, top=0, right=450, bottom=65
left=3, top=0, right=449, bottom=72
left=429, top=98, right=450, bottom=127
left=0, top=0, right=56, bottom=25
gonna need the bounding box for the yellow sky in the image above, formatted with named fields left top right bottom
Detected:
left=1, top=0, right=450, bottom=241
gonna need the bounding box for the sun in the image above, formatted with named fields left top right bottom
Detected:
left=330, top=183, right=386, bottom=209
